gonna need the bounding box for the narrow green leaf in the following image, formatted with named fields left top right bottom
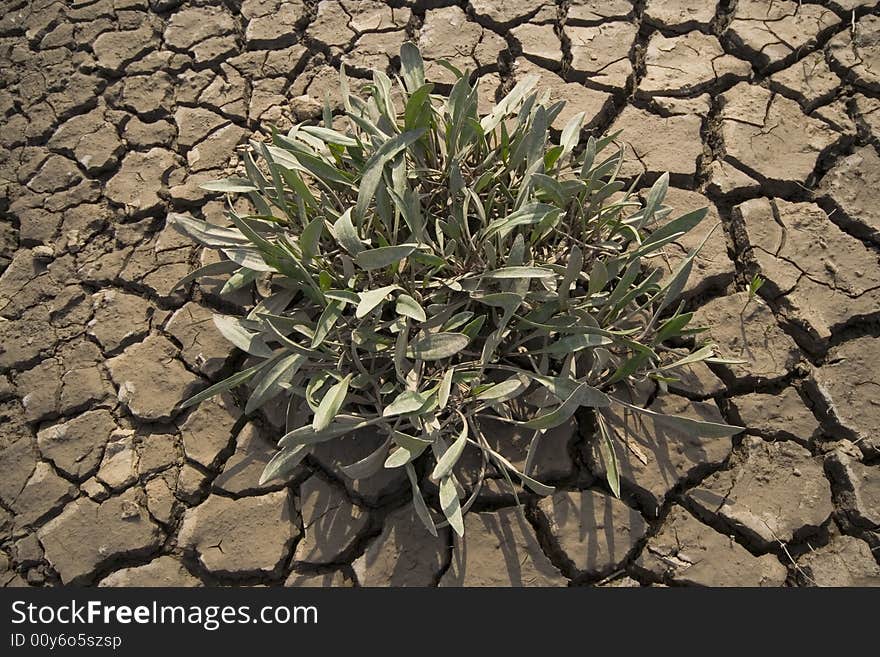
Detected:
left=180, top=362, right=264, bottom=409
left=643, top=207, right=707, bottom=248
left=472, top=292, right=522, bottom=315
left=356, top=285, right=401, bottom=319
left=245, top=353, right=306, bottom=415
left=474, top=377, right=525, bottom=401
left=383, top=390, right=429, bottom=417
left=536, top=333, right=613, bottom=355
left=384, top=443, right=427, bottom=468
left=300, top=216, right=323, bottom=261
left=312, top=374, right=353, bottom=431
left=482, top=203, right=558, bottom=241
left=614, top=398, right=744, bottom=437
left=442, top=311, right=474, bottom=332
left=407, top=332, right=470, bottom=360
left=311, top=300, right=344, bottom=348
left=485, top=445, right=554, bottom=496
left=278, top=416, right=381, bottom=449
left=439, top=475, right=464, bottom=537
left=588, top=260, right=608, bottom=295
left=355, top=244, right=418, bottom=271
left=482, top=266, right=554, bottom=279
left=391, top=430, right=433, bottom=451
left=559, top=111, right=586, bottom=158
left=171, top=259, right=240, bottom=292
left=404, top=83, right=434, bottom=131
left=406, top=463, right=437, bottom=536
left=519, top=471, right=555, bottom=496
left=643, top=172, right=669, bottom=224
left=300, top=125, right=359, bottom=147
left=394, top=321, right=408, bottom=381
left=260, top=444, right=309, bottom=485
left=660, top=345, right=715, bottom=371
left=481, top=74, right=539, bottom=132
left=324, top=289, right=360, bottom=305
left=438, top=367, right=455, bottom=409
left=221, top=268, right=258, bottom=295
left=167, top=213, right=248, bottom=248
left=356, top=129, right=426, bottom=221
left=395, top=293, right=427, bottom=322
left=651, top=225, right=718, bottom=320
left=556, top=245, right=582, bottom=307
left=213, top=315, right=274, bottom=357
left=598, top=420, right=620, bottom=497
left=222, top=246, right=275, bottom=272
left=524, top=382, right=609, bottom=430
left=432, top=418, right=468, bottom=480
left=199, top=177, right=259, bottom=193
left=461, top=314, right=486, bottom=338
left=655, top=312, right=694, bottom=344
left=400, top=42, right=426, bottom=93
left=333, top=208, right=365, bottom=255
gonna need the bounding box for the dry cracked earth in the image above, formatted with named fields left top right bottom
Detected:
left=1, top=0, right=879, bottom=588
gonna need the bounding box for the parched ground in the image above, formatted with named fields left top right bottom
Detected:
left=1, top=0, right=879, bottom=588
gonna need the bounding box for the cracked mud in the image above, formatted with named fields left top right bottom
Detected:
left=1, top=0, right=879, bottom=588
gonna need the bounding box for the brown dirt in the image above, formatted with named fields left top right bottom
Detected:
left=1, top=0, right=878, bottom=588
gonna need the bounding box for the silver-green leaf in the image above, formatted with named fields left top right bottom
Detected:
left=312, top=374, right=353, bottom=431
left=407, top=332, right=470, bottom=360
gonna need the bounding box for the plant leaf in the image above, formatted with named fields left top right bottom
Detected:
left=259, top=445, right=309, bottom=485
left=438, top=367, right=455, bottom=409
left=643, top=207, right=707, bottom=248
left=180, top=362, right=265, bottom=409
left=482, top=203, right=558, bottom=241
left=312, top=300, right=344, bottom=348
left=439, top=475, right=464, bottom=537
left=524, top=382, right=609, bottom=429
left=472, top=292, right=523, bottom=315
left=614, top=399, right=744, bottom=438
left=383, top=390, right=429, bottom=417
left=356, top=129, right=426, bottom=221
left=598, top=418, right=620, bottom=497
left=482, top=266, right=554, bottom=279
left=278, top=416, right=381, bottom=449
left=406, top=463, right=437, bottom=536
left=384, top=444, right=427, bottom=468
left=300, top=125, right=359, bottom=147
left=475, top=377, right=525, bottom=401
left=245, top=353, right=306, bottom=415
left=395, top=293, right=427, bottom=322
left=407, top=332, right=470, bottom=360
left=558, top=244, right=583, bottom=306
left=213, top=315, right=274, bottom=357
left=355, top=244, right=418, bottom=271
left=559, top=111, right=585, bottom=158
left=199, top=177, right=259, bottom=193
left=312, top=374, right=352, bottom=431
left=172, top=259, right=240, bottom=292
left=536, top=333, right=613, bottom=355
left=432, top=417, right=468, bottom=480
left=167, top=213, right=248, bottom=248
left=356, top=284, right=400, bottom=319
left=333, top=208, right=365, bottom=255
left=399, top=42, right=426, bottom=93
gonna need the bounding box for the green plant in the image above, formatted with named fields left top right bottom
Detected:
left=742, top=273, right=765, bottom=313
left=168, top=44, right=742, bottom=537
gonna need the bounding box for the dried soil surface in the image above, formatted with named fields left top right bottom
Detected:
left=1, top=0, right=879, bottom=588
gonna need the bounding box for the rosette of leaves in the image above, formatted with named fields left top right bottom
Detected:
left=168, top=44, right=742, bottom=537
